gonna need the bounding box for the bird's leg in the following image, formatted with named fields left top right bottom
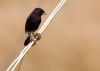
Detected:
left=32, top=33, right=41, bottom=45
left=30, top=32, right=34, bottom=42
left=34, top=33, right=41, bottom=41
left=32, top=32, right=35, bottom=38
left=28, top=32, right=41, bottom=45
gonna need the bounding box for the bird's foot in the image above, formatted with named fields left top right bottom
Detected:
left=30, top=33, right=41, bottom=46
left=34, top=33, right=41, bottom=41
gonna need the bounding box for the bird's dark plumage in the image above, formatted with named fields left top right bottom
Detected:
left=24, top=8, right=45, bottom=46
left=24, top=36, right=30, bottom=46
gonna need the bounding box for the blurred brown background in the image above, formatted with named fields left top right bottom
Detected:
left=0, top=0, right=100, bottom=71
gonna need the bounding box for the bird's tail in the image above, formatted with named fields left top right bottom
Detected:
left=24, top=36, right=30, bottom=46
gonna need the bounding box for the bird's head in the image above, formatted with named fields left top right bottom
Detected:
left=33, top=8, right=46, bottom=16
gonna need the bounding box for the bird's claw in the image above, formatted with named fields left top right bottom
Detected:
left=30, top=33, right=41, bottom=46
left=34, top=33, right=41, bottom=41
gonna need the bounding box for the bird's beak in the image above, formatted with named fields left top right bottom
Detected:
left=44, top=12, right=47, bottom=15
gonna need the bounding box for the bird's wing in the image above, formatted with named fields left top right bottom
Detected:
left=25, top=15, right=41, bottom=33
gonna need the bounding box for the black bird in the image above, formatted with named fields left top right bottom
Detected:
left=24, top=8, right=46, bottom=46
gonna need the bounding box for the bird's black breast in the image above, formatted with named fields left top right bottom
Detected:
left=25, top=14, right=41, bottom=32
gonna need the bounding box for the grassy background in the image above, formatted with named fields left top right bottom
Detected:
left=0, top=0, right=100, bottom=71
